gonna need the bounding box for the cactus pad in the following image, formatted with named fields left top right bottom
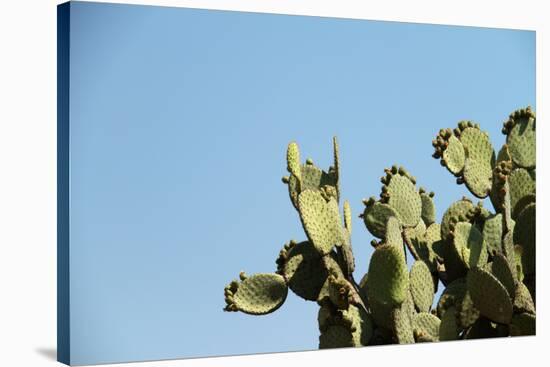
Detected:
left=513, top=282, right=535, bottom=315
left=419, top=188, right=436, bottom=226
left=463, top=157, right=493, bottom=198
left=391, top=291, right=416, bottom=344
left=439, top=305, right=459, bottom=341
left=510, top=312, right=536, bottom=336
left=487, top=254, right=516, bottom=299
left=452, top=222, right=487, bottom=269
left=456, top=124, right=495, bottom=198
left=333, top=136, right=341, bottom=199
left=514, top=202, right=535, bottom=277
left=366, top=243, right=409, bottom=307
left=318, top=304, right=372, bottom=348
left=482, top=214, right=503, bottom=256
left=380, top=166, right=422, bottom=227
left=298, top=190, right=345, bottom=255
left=410, top=261, right=435, bottom=313
left=440, top=198, right=476, bottom=241
left=503, top=107, right=536, bottom=169
left=467, top=267, right=512, bottom=324
left=288, top=162, right=338, bottom=209
left=343, top=200, right=352, bottom=235
left=437, top=278, right=467, bottom=318
left=224, top=272, right=288, bottom=315
left=278, top=240, right=331, bottom=301
left=385, top=216, right=403, bottom=250
left=443, top=134, right=466, bottom=175
left=509, top=168, right=535, bottom=218
left=413, top=312, right=441, bottom=341
left=456, top=291, right=480, bottom=329
left=286, top=141, right=301, bottom=182
left=362, top=199, right=400, bottom=239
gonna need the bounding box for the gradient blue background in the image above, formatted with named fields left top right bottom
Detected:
left=65, top=1, right=535, bottom=364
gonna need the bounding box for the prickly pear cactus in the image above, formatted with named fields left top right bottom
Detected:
left=223, top=107, right=536, bottom=348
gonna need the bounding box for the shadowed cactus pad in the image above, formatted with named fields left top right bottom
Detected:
left=224, top=272, right=288, bottom=315
left=467, top=267, right=513, bottom=324
left=514, top=202, right=535, bottom=276
left=277, top=240, right=331, bottom=301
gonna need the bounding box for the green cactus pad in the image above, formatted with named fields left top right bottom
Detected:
left=404, top=222, right=439, bottom=272
left=286, top=141, right=301, bottom=182
left=279, top=241, right=331, bottom=301
left=366, top=243, right=409, bottom=307
left=482, top=214, right=503, bottom=256
left=457, top=124, right=494, bottom=163
left=362, top=200, right=400, bottom=239
left=385, top=216, right=403, bottom=249
left=457, top=125, right=495, bottom=198
left=413, top=312, right=441, bottom=341
left=439, top=305, right=459, bottom=341
left=440, top=198, right=476, bottom=241
left=381, top=167, right=422, bottom=228
left=333, top=136, right=341, bottom=200
left=503, top=107, right=536, bottom=169
left=224, top=273, right=288, bottom=315
left=443, top=135, right=466, bottom=175
left=288, top=163, right=337, bottom=209
left=343, top=200, right=352, bottom=235
left=419, top=189, right=436, bottom=226
left=391, top=292, right=415, bottom=344
left=452, top=222, right=487, bottom=269
left=510, top=312, right=536, bottom=336
left=487, top=254, right=516, bottom=299
left=514, top=202, right=535, bottom=277
left=410, top=261, right=435, bottom=313
left=463, top=157, right=493, bottom=198
left=298, top=190, right=345, bottom=255
left=467, top=267, right=513, bottom=324
left=513, top=282, right=535, bottom=315
left=509, top=168, right=535, bottom=218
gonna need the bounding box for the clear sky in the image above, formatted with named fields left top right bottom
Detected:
left=66, top=1, right=535, bottom=364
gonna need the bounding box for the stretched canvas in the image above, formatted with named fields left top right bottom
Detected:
left=57, top=1, right=536, bottom=365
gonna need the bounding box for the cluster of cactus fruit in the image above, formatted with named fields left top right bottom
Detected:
left=223, top=106, right=536, bottom=347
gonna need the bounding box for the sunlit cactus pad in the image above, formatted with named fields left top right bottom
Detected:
left=223, top=106, right=536, bottom=348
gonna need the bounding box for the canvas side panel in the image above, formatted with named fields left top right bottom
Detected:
left=57, top=2, right=71, bottom=365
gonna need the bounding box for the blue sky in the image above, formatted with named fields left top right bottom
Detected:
left=66, top=1, right=535, bottom=364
